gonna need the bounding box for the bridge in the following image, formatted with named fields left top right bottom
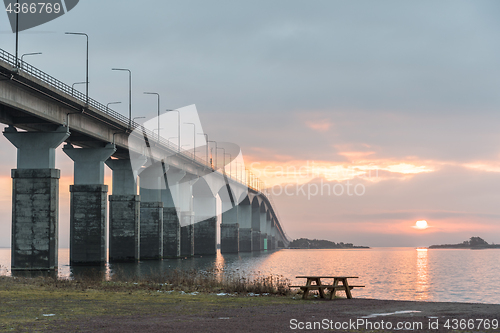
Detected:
left=0, top=48, right=290, bottom=271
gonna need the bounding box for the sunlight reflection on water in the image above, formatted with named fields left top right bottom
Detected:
left=1, top=247, right=499, bottom=304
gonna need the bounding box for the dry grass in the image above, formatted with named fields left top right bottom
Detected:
left=1, top=267, right=292, bottom=296
left=0, top=274, right=297, bottom=332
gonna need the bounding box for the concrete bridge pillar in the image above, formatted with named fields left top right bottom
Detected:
left=266, top=212, right=273, bottom=250
left=221, top=201, right=239, bottom=253
left=260, top=208, right=268, bottom=250
left=3, top=125, right=70, bottom=271
left=162, top=168, right=185, bottom=258
left=105, top=158, right=143, bottom=262
left=139, top=166, right=163, bottom=260
left=63, top=143, right=116, bottom=265
left=193, top=179, right=217, bottom=255
left=179, top=174, right=197, bottom=257
left=237, top=200, right=252, bottom=252
left=251, top=198, right=262, bottom=251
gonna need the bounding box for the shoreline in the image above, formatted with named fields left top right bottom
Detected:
left=1, top=276, right=500, bottom=332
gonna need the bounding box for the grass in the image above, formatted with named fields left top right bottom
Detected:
left=0, top=269, right=298, bottom=332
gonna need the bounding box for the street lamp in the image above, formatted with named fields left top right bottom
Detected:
left=153, top=128, right=164, bottom=142
left=112, top=68, right=132, bottom=128
left=217, top=147, right=226, bottom=173
left=208, top=140, right=217, bottom=170
left=65, top=32, right=89, bottom=105
left=184, top=122, right=196, bottom=160
left=106, top=101, right=121, bottom=113
left=225, top=153, right=232, bottom=179
left=132, top=116, right=145, bottom=129
left=15, top=0, right=19, bottom=68
left=198, top=133, right=209, bottom=165
left=20, top=52, right=42, bottom=68
left=168, top=137, right=178, bottom=148
left=72, top=81, right=87, bottom=96
left=166, top=109, right=180, bottom=152
left=144, top=92, right=160, bottom=141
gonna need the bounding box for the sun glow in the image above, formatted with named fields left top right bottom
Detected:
left=413, top=220, right=429, bottom=230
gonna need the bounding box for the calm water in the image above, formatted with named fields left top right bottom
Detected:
left=1, top=247, right=499, bottom=304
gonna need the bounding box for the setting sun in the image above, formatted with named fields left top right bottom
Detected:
left=413, top=220, right=429, bottom=230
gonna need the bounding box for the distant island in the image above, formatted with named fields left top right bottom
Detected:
left=288, top=238, right=370, bottom=249
left=429, top=237, right=500, bottom=249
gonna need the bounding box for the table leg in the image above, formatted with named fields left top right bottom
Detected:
left=342, top=278, right=353, bottom=299
left=302, top=278, right=312, bottom=299
left=330, top=278, right=339, bottom=299
left=316, top=278, right=325, bottom=299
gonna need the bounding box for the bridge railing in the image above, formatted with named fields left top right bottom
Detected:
left=264, top=190, right=290, bottom=243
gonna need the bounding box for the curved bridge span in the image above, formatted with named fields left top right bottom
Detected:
left=0, top=48, right=289, bottom=270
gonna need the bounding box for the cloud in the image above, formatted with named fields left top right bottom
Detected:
left=305, top=120, right=332, bottom=132
left=270, top=164, right=500, bottom=246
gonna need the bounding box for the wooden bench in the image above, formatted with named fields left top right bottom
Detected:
left=291, top=276, right=364, bottom=299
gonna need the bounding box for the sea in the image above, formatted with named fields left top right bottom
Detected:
left=1, top=247, right=499, bottom=304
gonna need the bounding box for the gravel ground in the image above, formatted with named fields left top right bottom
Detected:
left=40, top=298, right=500, bottom=332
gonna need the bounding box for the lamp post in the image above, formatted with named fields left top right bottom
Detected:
left=153, top=128, right=164, bottom=142
left=225, top=153, right=232, bottom=179
left=132, top=116, right=145, bottom=129
left=166, top=109, right=180, bottom=152
left=198, top=133, right=209, bottom=165
left=208, top=140, right=217, bottom=170
left=112, top=68, right=132, bottom=128
left=217, top=147, right=226, bottom=173
left=210, top=147, right=214, bottom=169
left=106, top=101, right=121, bottom=113
left=15, top=0, right=19, bottom=68
left=65, top=32, right=89, bottom=105
left=72, top=81, right=87, bottom=96
left=20, top=52, right=42, bottom=68
left=235, top=161, right=238, bottom=181
left=144, top=92, right=160, bottom=141
left=168, top=137, right=178, bottom=148
left=184, top=122, right=196, bottom=160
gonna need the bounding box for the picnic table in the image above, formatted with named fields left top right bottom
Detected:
left=290, top=276, right=364, bottom=300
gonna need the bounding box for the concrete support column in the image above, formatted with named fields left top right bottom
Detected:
left=252, top=230, right=261, bottom=252
left=139, top=169, right=163, bottom=260
left=237, top=203, right=252, bottom=252
left=105, top=159, right=141, bottom=262
left=161, top=187, right=180, bottom=258
left=266, top=213, right=273, bottom=250
left=261, top=233, right=267, bottom=250
left=193, top=190, right=217, bottom=255
left=260, top=210, right=268, bottom=250
left=4, top=126, right=69, bottom=271
left=180, top=223, right=194, bottom=257
left=63, top=143, right=116, bottom=265
left=194, top=217, right=217, bottom=255
left=179, top=175, right=197, bottom=257
left=162, top=168, right=185, bottom=258
left=221, top=204, right=239, bottom=253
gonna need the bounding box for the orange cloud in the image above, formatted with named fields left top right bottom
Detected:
left=305, top=120, right=332, bottom=132
left=245, top=159, right=436, bottom=187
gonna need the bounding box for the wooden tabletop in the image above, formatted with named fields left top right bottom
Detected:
left=296, top=276, right=358, bottom=279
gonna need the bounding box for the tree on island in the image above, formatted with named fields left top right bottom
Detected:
left=288, top=238, right=368, bottom=249
left=429, top=236, right=500, bottom=249
left=466, top=237, right=489, bottom=247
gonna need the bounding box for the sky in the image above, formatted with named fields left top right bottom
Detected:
left=1, top=0, right=500, bottom=247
